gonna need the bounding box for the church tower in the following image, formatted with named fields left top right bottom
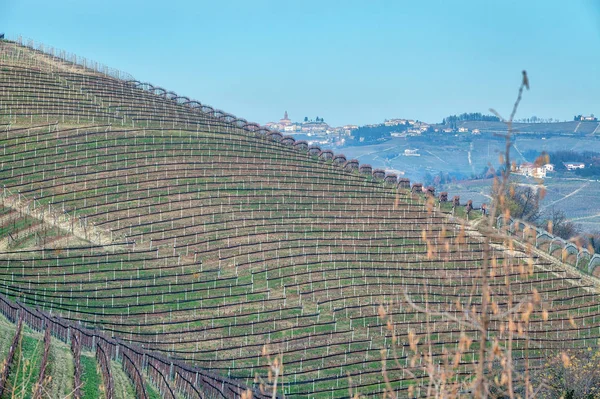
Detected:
left=279, top=111, right=292, bottom=126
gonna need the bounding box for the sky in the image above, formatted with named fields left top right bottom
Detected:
left=1, top=0, right=600, bottom=126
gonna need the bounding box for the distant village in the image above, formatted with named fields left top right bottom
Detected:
left=264, top=111, right=357, bottom=137
left=264, top=112, right=489, bottom=138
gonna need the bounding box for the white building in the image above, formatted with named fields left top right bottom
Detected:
left=564, top=162, right=585, bottom=170
left=384, top=119, right=408, bottom=126
left=518, top=163, right=547, bottom=178
left=580, top=115, right=597, bottom=121
left=284, top=125, right=299, bottom=132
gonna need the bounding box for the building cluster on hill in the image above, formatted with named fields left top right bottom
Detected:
left=515, top=161, right=588, bottom=178
left=265, top=112, right=435, bottom=139
left=356, top=117, right=483, bottom=136
left=384, top=119, right=430, bottom=136
left=515, top=163, right=555, bottom=178
left=265, top=111, right=358, bottom=137
left=574, top=114, right=597, bottom=122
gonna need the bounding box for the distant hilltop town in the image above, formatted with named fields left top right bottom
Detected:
left=265, top=111, right=358, bottom=137
left=264, top=112, right=432, bottom=137
left=264, top=112, right=484, bottom=138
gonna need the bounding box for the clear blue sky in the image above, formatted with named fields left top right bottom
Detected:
left=2, top=0, right=600, bottom=126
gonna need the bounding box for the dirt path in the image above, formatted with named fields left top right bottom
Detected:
left=1, top=193, right=111, bottom=248
left=571, top=212, right=600, bottom=221
left=424, top=150, right=448, bottom=164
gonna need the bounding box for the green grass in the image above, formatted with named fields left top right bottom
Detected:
left=6, top=330, right=43, bottom=399
left=80, top=353, right=102, bottom=399
left=111, top=360, right=136, bottom=399
left=145, top=381, right=162, bottom=399
left=0, top=314, right=15, bottom=361
left=47, top=337, right=75, bottom=399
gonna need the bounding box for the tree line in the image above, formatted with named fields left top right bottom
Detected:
left=441, top=112, right=500, bottom=127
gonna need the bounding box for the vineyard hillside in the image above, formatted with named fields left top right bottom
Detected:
left=1, top=38, right=599, bottom=398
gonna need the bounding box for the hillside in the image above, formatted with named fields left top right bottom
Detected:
left=434, top=120, right=600, bottom=135
left=1, top=38, right=600, bottom=398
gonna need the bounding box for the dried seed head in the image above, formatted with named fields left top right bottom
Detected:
left=408, top=330, right=419, bottom=352
left=491, top=302, right=499, bottom=315
left=532, top=288, right=541, bottom=304
left=569, top=317, right=576, bottom=328
left=378, top=304, right=387, bottom=319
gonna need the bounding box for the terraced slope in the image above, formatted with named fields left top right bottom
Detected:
left=1, top=39, right=599, bottom=398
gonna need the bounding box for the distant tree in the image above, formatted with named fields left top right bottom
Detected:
left=304, top=116, right=308, bottom=122
left=542, top=208, right=578, bottom=239
left=512, top=185, right=541, bottom=222
left=492, top=183, right=541, bottom=223
left=315, top=116, right=320, bottom=122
